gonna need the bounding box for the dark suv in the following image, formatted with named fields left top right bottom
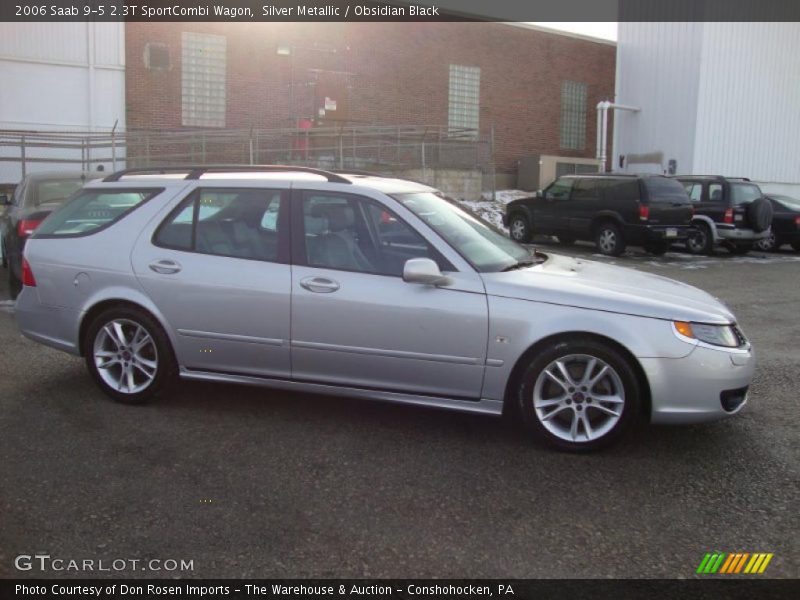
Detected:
left=503, top=174, right=693, bottom=256
left=674, top=176, right=773, bottom=255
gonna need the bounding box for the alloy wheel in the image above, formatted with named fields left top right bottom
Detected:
left=532, top=354, right=625, bottom=443
left=754, top=232, right=775, bottom=252
left=93, top=319, right=159, bottom=394
left=510, top=218, right=527, bottom=241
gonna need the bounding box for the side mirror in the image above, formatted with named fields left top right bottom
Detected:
left=402, top=258, right=453, bottom=287
left=0, top=194, right=9, bottom=206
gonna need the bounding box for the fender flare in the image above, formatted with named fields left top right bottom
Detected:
left=690, top=215, right=719, bottom=241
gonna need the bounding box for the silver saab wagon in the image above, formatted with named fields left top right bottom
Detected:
left=16, top=166, right=755, bottom=451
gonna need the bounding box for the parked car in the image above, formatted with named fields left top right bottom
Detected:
left=16, top=166, right=754, bottom=452
left=674, top=176, right=773, bottom=255
left=1, top=171, right=92, bottom=298
left=503, top=174, right=694, bottom=256
left=753, top=194, right=800, bottom=252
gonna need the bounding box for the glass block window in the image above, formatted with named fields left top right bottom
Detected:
left=560, top=81, right=588, bottom=150
left=448, top=65, right=480, bottom=137
left=182, top=32, right=226, bottom=128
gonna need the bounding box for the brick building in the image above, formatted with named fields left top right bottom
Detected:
left=125, top=22, right=615, bottom=188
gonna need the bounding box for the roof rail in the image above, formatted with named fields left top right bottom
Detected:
left=102, top=165, right=352, bottom=184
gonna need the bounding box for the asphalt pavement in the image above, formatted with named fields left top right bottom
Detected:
left=0, top=244, right=798, bottom=579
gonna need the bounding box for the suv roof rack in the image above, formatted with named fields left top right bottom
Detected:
left=674, top=175, right=751, bottom=182
left=102, top=165, right=353, bottom=184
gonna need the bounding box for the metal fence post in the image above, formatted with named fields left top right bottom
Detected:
left=21, top=135, right=27, bottom=177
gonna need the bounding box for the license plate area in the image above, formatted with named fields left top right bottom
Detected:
left=666, top=228, right=678, bottom=238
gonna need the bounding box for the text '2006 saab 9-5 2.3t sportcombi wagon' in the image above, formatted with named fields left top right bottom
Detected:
left=15, top=166, right=754, bottom=451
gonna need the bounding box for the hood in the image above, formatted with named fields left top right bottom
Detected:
left=481, top=253, right=735, bottom=324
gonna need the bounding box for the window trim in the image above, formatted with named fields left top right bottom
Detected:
left=291, top=189, right=455, bottom=277
left=33, top=188, right=163, bottom=239
left=152, top=187, right=290, bottom=265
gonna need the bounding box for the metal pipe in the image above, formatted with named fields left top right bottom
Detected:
left=596, top=101, right=640, bottom=172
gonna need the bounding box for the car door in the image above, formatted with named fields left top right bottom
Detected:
left=567, top=178, right=603, bottom=237
left=131, top=184, right=292, bottom=379
left=290, top=189, right=488, bottom=399
left=536, top=177, right=575, bottom=234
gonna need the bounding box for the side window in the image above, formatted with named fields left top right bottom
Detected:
left=708, top=183, right=723, bottom=203
left=544, top=178, right=573, bottom=201
left=605, top=179, right=640, bottom=203
left=571, top=178, right=601, bottom=201
left=155, top=188, right=284, bottom=262
left=301, top=193, right=441, bottom=277
left=683, top=182, right=703, bottom=203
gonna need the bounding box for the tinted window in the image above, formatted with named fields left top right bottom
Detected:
left=708, top=184, right=723, bottom=202
left=604, top=179, right=640, bottom=203
left=35, top=189, right=158, bottom=237
left=683, top=182, right=703, bottom=202
left=302, top=193, right=439, bottom=277
left=31, top=179, right=85, bottom=207
left=730, top=183, right=762, bottom=206
left=545, top=178, right=574, bottom=201
left=155, top=189, right=284, bottom=262
left=643, top=178, right=690, bottom=204
left=571, top=178, right=601, bottom=201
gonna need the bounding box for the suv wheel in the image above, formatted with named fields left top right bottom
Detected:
left=686, top=223, right=714, bottom=255
left=508, top=214, right=532, bottom=243
left=594, top=222, right=625, bottom=256
left=754, top=232, right=777, bottom=252
left=84, top=306, right=176, bottom=404
left=517, top=338, right=640, bottom=452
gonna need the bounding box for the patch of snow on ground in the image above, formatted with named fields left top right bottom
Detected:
left=457, top=189, right=533, bottom=231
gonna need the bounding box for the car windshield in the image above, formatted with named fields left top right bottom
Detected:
left=28, top=178, right=86, bottom=207
left=393, top=192, right=531, bottom=272
left=772, top=195, right=800, bottom=211
left=729, top=183, right=762, bottom=206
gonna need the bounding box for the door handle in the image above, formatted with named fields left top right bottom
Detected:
left=299, top=276, right=340, bottom=293
left=148, top=259, right=182, bottom=275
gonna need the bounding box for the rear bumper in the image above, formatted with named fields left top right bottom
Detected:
left=625, top=224, right=691, bottom=244
left=715, top=225, right=770, bottom=242
left=15, top=287, right=82, bottom=356
left=642, top=343, right=755, bottom=425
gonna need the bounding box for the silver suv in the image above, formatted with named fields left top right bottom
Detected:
left=16, top=166, right=755, bottom=451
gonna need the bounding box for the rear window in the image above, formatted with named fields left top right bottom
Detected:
left=35, top=189, right=161, bottom=237
left=30, top=179, right=86, bottom=207
left=730, top=183, right=763, bottom=206
left=643, top=178, right=690, bottom=204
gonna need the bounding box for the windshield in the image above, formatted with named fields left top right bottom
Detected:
left=771, top=195, right=800, bottom=211
left=393, top=192, right=531, bottom=272
left=729, top=183, right=762, bottom=206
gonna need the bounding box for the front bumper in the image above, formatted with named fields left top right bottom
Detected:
left=642, top=343, right=755, bottom=424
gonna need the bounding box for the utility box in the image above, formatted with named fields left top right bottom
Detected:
left=516, top=155, right=542, bottom=191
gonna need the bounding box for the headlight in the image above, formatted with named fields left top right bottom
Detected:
left=673, top=321, right=744, bottom=348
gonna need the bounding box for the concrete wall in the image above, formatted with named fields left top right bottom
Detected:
left=398, top=168, right=483, bottom=201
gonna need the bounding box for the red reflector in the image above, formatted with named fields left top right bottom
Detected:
left=723, top=208, right=734, bottom=224
left=639, top=205, right=650, bottom=221
left=21, top=257, right=37, bottom=287
left=795, top=216, right=800, bottom=227
left=17, top=219, right=43, bottom=238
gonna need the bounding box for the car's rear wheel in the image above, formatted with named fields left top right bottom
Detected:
left=686, top=223, right=714, bottom=255
left=754, top=232, right=777, bottom=252
left=84, top=306, right=175, bottom=404
left=516, top=338, right=640, bottom=452
left=594, top=222, right=625, bottom=256
left=508, top=214, right=532, bottom=243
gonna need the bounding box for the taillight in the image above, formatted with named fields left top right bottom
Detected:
left=17, top=218, right=43, bottom=238
left=723, top=208, right=734, bottom=224
left=639, top=205, right=650, bottom=221
left=21, top=257, right=37, bottom=287
left=795, top=216, right=800, bottom=228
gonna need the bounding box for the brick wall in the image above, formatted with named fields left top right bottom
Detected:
left=125, top=22, right=616, bottom=173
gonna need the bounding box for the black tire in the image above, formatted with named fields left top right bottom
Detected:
left=792, top=241, right=800, bottom=252
left=8, top=264, right=22, bottom=300
left=83, top=306, right=176, bottom=404
left=686, top=223, right=714, bottom=255
left=746, top=197, right=773, bottom=233
left=508, top=213, right=532, bottom=243
left=728, top=243, right=753, bottom=256
left=557, top=235, right=575, bottom=245
left=516, top=337, right=641, bottom=452
left=594, top=221, right=625, bottom=256
left=644, top=241, right=669, bottom=256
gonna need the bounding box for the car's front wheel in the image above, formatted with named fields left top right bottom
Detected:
left=517, top=338, right=640, bottom=452
left=508, top=214, right=532, bottom=243
left=84, top=306, right=175, bottom=404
